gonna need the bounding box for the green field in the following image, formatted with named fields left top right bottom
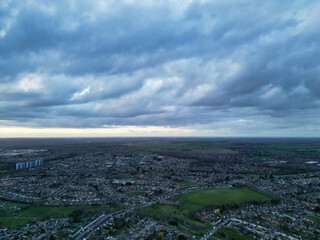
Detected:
left=0, top=201, right=121, bottom=228
left=308, top=215, right=320, bottom=225
left=178, top=187, right=273, bottom=211
left=0, top=163, right=10, bottom=178
left=141, top=187, right=272, bottom=235
left=255, top=143, right=320, bottom=156
left=142, top=204, right=209, bottom=235
left=0, top=170, right=10, bottom=178
left=0, top=164, right=8, bottom=168
left=177, top=180, right=196, bottom=185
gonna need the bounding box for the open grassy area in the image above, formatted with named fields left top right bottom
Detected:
left=0, top=163, right=9, bottom=168
left=308, top=215, right=320, bottom=225
left=212, top=228, right=253, bottom=240
left=141, top=187, right=272, bottom=235
left=177, top=180, right=196, bottom=185
left=142, top=204, right=209, bottom=235
left=0, top=170, right=10, bottom=178
left=0, top=200, right=120, bottom=228
left=249, top=154, right=269, bottom=160
left=0, top=163, right=10, bottom=178
left=178, top=187, right=273, bottom=212
left=256, top=143, right=320, bottom=156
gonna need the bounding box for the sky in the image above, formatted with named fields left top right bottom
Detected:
left=0, top=0, right=319, bottom=137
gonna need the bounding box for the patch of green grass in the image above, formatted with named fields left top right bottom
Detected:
left=256, top=143, right=320, bottom=156
left=213, top=228, right=253, bottom=240
left=308, top=215, right=320, bottom=224
left=0, top=163, right=9, bottom=169
left=129, top=192, right=144, bottom=197
left=141, top=187, right=272, bottom=235
left=142, top=204, right=209, bottom=235
left=0, top=200, right=121, bottom=228
left=250, top=154, right=269, bottom=160
left=177, top=180, right=196, bottom=185
left=144, top=204, right=179, bottom=216
left=265, top=149, right=293, bottom=154
left=178, top=187, right=273, bottom=212
left=0, top=217, right=31, bottom=228
left=0, top=169, right=9, bottom=178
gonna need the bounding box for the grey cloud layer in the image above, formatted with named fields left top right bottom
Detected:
left=0, top=0, right=319, bottom=135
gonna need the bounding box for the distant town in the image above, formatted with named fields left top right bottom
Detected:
left=0, top=138, right=319, bottom=240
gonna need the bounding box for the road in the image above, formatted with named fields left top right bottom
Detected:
left=70, top=202, right=156, bottom=240
left=201, top=218, right=231, bottom=240
left=70, top=187, right=217, bottom=240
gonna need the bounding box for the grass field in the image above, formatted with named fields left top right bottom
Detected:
left=256, top=143, right=320, bottom=156
left=178, top=187, right=273, bottom=211
left=0, top=170, right=10, bottom=178
left=141, top=187, right=272, bottom=235
left=177, top=180, right=196, bottom=185
left=0, top=201, right=120, bottom=228
left=308, top=215, right=320, bottom=225
left=0, top=163, right=10, bottom=178
left=142, top=204, right=209, bottom=235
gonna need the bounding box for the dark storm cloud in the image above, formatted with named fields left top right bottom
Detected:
left=0, top=0, right=319, bottom=135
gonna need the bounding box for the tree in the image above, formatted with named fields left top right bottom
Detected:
left=69, top=209, right=83, bottom=223
left=178, top=235, right=187, bottom=240
left=49, top=234, right=56, bottom=240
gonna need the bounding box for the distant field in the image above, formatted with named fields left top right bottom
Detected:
left=0, top=201, right=120, bottom=228
left=258, top=143, right=320, bottom=156
left=132, top=142, right=224, bottom=150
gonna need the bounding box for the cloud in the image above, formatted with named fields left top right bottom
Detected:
left=0, top=0, right=319, bottom=136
